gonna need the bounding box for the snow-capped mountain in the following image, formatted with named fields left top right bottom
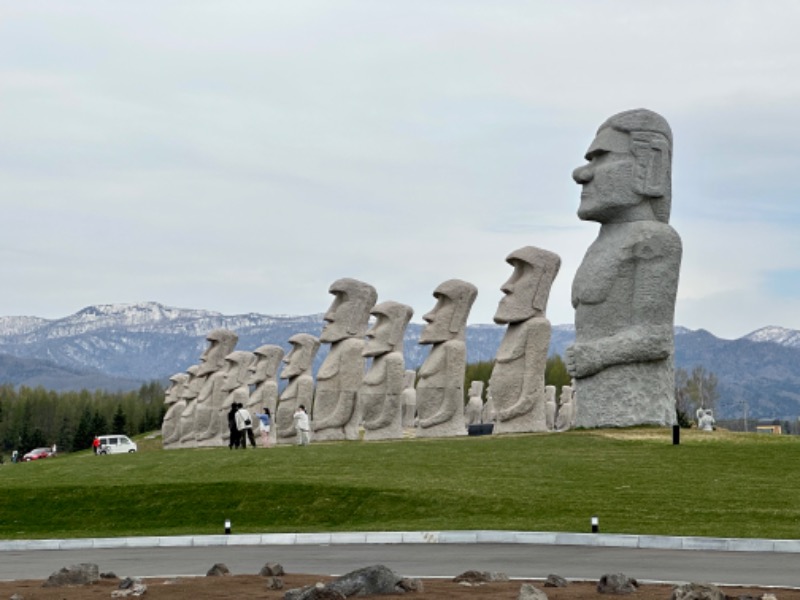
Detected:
left=743, top=326, right=800, bottom=349
left=0, top=302, right=798, bottom=419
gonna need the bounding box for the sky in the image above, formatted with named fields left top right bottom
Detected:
left=2, top=1, right=799, bottom=340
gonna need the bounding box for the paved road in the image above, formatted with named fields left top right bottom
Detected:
left=3, top=543, right=799, bottom=587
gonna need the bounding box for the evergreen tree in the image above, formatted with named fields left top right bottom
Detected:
left=73, top=407, right=94, bottom=451
left=90, top=410, right=108, bottom=437
left=111, top=405, right=128, bottom=435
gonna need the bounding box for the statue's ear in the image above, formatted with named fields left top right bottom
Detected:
left=632, top=134, right=669, bottom=197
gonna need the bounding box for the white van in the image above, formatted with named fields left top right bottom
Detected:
left=98, top=434, right=138, bottom=455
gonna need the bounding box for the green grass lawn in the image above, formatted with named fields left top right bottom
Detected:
left=1, top=428, right=799, bottom=540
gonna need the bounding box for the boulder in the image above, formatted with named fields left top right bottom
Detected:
left=453, top=570, right=509, bottom=585
left=597, top=573, right=638, bottom=594
left=206, top=563, right=230, bottom=577
left=111, top=582, right=148, bottom=597
left=42, top=563, right=100, bottom=587
left=284, top=565, right=409, bottom=599
left=544, top=574, right=568, bottom=588
left=327, top=564, right=405, bottom=596
left=671, top=583, right=725, bottom=600
left=101, top=572, right=118, bottom=579
left=260, top=562, right=286, bottom=576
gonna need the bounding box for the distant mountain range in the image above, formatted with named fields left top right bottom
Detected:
left=0, top=302, right=798, bottom=419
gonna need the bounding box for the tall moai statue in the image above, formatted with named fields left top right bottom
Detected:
left=194, top=329, right=239, bottom=447
left=276, top=333, right=320, bottom=445
left=464, top=380, right=484, bottom=426
left=400, top=370, right=417, bottom=428
left=162, top=372, right=189, bottom=449
left=545, top=385, right=557, bottom=431
left=567, top=109, right=682, bottom=428
left=220, top=351, right=255, bottom=446
left=360, top=301, right=413, bottom=441
left=490, top=246, right=561, bottom=434
left=416, top=279, right=477, bottom=438
left=246, top=344, right=284, bottom=418
left=178, top=365, right=203, bottom=447
left=313, top=278, right=377, bottom=442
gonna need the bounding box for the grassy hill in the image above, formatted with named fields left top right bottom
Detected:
left=1, top=429, right=799, bottom=540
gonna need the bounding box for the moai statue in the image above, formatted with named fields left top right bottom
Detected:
left=490, top=246, right=561, bottom=434
left=220, top=351, right=255, bottom=446
left=162, top=372, right=189, bottom=449
left=482, top=381, right=496, bottom=424
left=545, top=385, right=557, bottom=431
left=313, top=278, right=377, bottom=442
left=276, top=333, right=320, bottom=445
left=699, top=409, right=715, bottom=431
left=245, top=344, right=284, bottom=418
left=400, top=370, right=417, bottom=428
left=178, top=365, right=203, bottom=447
left=194, top=329, right=239, bottom=447
left=416, top=279, right=478, bottom=438
left=567, top=109, right=682, bottom=428
left=464, top=380, right=484, bottom=426
left=555, top=385, right=575, bottom=431
left=360, top=301, right=414, bottom=441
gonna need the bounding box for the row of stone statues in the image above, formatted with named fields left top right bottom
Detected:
left=162, top=107, right=683, bottom=445
left=163, top=242, right=562, bottom=447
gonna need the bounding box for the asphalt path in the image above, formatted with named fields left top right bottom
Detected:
left=2, top=543, right=799, bottom=587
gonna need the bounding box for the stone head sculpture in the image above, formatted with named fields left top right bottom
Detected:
left=419, top=279, right=478, bottom=344
left=197, top=329, right=239, bottom=376
left=221, top=351, right=255, bottom=393
left=572, top=108, right=672, bottom=225
left=494, top=246, right=561, bottom=324
left=247, top=344, right=285, bottom=385
left=468, top=380, right=484, bottom=398
left=181, top=365, right=203, bottom=401
left=364, top=301, right=414, bottom=357
left=319, top=278, right=378, bottom=343
left=165, top=372, right=189, bottom=405
left=280, top=333, right=321, bottom=380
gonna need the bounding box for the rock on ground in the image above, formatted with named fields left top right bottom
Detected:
left=671, top=583, right=726, bottom=600
left=597, top=573, right=638, bottom=594
left=206, top=563, right=231, bottom=577
left=519, top=582, right=549, bottom=600
left=42, top=563, right=100, bottom=587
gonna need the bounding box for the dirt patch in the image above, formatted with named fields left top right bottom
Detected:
left=2, top=574, right=798, bottom=600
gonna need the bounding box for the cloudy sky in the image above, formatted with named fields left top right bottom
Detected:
left=2, top=1, right=799, bottom=340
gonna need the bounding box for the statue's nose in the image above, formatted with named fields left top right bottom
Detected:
left=572, top=164, right=593, bottom=184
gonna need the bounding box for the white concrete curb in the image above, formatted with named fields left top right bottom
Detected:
left=1, top=531, right=799, bottom=553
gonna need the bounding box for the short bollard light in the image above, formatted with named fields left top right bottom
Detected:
left=591, top=515, right=599, bottom=533
left=224, top=519, right=231, bottom=535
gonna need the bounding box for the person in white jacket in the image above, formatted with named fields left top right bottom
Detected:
left=293, top=405, right=310, bottom=446
left=235, top=403, right=257, bottom=448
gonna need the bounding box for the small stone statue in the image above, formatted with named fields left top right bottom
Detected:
left=698, top=409, right=715, bottom=431
left=313, top=278, right=377, bottom=442
left=567, top=109, right=682, bottom=428
left=416, top=279, right=477, bottom=438
left=400, top=370, right=417, bottom=428
left=276, top=333, right=320, bottom=445
left=464, top=381, right=484, bottom=426
left=194, top=329, right=239, bottom=447
left=555, top=385, right=576, bottom=431
left=162, top=372, right=189, bottom=449
left=482, top=381, right=496, bottom=424
left=545, top=385, right=557, bottom=431
left=246, top=345, right=284, bottom=419
left=360, top=301, right=413, bottom=441
left=490, top=246, right=560, bottom=434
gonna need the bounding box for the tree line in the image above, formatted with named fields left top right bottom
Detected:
left=0, top=382, right=166, bottom=456
left=462, top=354, right=573, bottom=403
